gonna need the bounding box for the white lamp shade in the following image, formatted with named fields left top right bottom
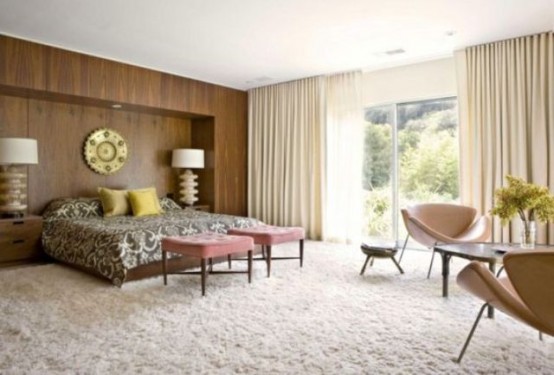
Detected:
left=172, top=149, right=204, bottom=169
left=0, top=138, right=38, bottom=165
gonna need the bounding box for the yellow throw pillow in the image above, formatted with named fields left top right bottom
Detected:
left=98, top=187, right=130, bottom=217
left=128, top=188, right=163, bottom=217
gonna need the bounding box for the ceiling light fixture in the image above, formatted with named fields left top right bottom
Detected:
left=385, top=48, right=406, bottom=56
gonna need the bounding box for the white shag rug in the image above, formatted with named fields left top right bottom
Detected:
left=1, top=241, right=553, bottom=374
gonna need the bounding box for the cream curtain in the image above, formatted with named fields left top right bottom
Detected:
left=323, top=71, right=364, bottom=243
left=248, top=72, right=363, bottom=241
left=248, top=77, right=325, bottom=239
left=456, top=32, right=554, bottom=243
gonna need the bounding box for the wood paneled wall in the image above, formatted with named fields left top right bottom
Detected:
left=0, top=95, right=191, bottom=214
left=0, top=35, right=247, bottom=215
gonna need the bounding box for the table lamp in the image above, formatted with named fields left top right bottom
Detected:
left=0, top=138, right=39, bottom=217
left=171, top=148, right=204, bottom=206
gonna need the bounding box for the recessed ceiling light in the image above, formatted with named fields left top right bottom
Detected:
left=246, top=77, right=273, bottom=85
left=445, top=30, right=457, bottom=37
left=254, top=76, right=272, bottom=82
left=385, top=48, right=405, bottom=56
left=111, top=104, right=122, bottom=109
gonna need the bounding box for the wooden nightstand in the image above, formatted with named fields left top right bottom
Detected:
left=0, top=215, right=43, bottom=267
left=184, top=205, right=210, bottom=213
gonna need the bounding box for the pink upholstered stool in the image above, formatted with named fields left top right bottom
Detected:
left=161, top=233, right=254, bottom=296
left=227, top=225, right=305, bottom=277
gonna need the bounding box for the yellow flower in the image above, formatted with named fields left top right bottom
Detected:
left=490, top=176, right=554, bottom=225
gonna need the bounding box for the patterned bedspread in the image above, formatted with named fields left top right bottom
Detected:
left=42, top=197, right=259, bottom=286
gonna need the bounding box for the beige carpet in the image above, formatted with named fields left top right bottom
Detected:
left=1, top=241, right=553, bottom=374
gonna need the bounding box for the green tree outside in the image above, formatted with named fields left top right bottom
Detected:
left=363, top=100, right=459, bottom=239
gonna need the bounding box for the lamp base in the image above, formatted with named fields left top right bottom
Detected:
left=178, top=169, right=200, bottom=206
left=0, top=166, right=28, bottom=217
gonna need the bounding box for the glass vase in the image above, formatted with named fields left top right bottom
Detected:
left=520, top=220, right=536, bottom=249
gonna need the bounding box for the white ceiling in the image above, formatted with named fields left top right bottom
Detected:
left=0, top=0, right=552, bottom=90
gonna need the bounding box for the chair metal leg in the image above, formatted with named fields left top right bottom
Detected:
left=228, top=254, right=232, bottom=269
left=370, top=257, right=375, bottom=267
left=360, top=255, right=371, bottom=275
left=398, top=234, right=409, bottom=263
left=539, top=331, right=543, bottom=341
left=391, top=256, right=404, bottom=274
left=427, top=247, right=436, bottom=279
left=456, top=303, right=488, bottom=363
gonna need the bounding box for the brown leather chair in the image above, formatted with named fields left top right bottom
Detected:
left=399, top=203, right=491, bottom=278
left=455, top=249, right=554, bottom=362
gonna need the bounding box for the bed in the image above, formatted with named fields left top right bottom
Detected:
left=41, top=197, right=260, bottom=286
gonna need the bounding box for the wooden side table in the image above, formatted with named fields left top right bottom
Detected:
left=0, top=215, right=43, bottom=267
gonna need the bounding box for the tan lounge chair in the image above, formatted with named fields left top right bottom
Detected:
left=399, top=203, right=491, bottom=277
left=455, top=249, right=554, bottom=362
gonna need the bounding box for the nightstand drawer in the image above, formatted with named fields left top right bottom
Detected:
left=0, top=237, right=42, bottom=262
left=0, top=219, right=42, bottom=238
left=0, top=216, right=43, bottom=265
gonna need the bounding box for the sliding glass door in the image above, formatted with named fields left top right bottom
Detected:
left=362, top=97, right=459, bottom=245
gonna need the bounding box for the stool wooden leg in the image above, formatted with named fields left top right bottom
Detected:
left=300, top=239, right=304, bottom=267
left=162, top=249, right=167, bottom=285
left=247, top=250, right=253, bottom=283
left=261, top=245, right=266, bottom=259
left=208, top=257, right=213, bottom=272
left=266, top=245, right=272, bottom=277
left=201, top=258, right=207, bottom=296
left=228, top=254, right=232, bottom=269
left=360, top=255, right=371, bottom=275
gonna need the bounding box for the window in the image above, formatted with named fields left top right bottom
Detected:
left=362, top=97, right=459, bottom=244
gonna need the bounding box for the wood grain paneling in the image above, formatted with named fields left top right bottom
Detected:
left=28, top=100, right=108, bottom=212
left=192, top=117, right=215, bottom=210
left=213, top=87, right=248, bottom=215
left=127, top=65, right=162, bottom=107
left=0, top=95, right=27, bottom=137
left=0, top=35, right=46, bottom=90
left=160, top=74, right=214, bottom=115
left=160, top=73, right=188, bottom=112
left=45, top=45, right=111, bottom=101
left=0, top=34, right=248, bottom=215
left=157, top=115, right=191, bottom=195
left=85, top=55, right=108, bottom=100
left=104, top=59, right=131, bottom=104
left=46, top=47, right=89, bottom=96
left=188, top=79, right=214, bottom=115
left=47, top=48, right=162, bottom=107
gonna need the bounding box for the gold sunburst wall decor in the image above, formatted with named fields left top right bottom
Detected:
left=83, top=128, right=128, bottom=175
